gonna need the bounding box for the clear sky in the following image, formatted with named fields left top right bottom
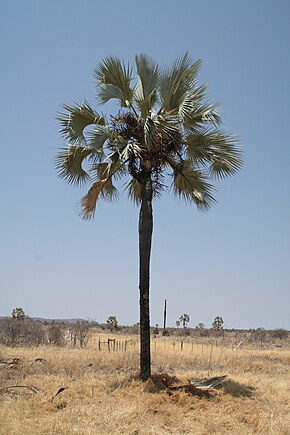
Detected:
left=1, top=0, right=289, bottom=330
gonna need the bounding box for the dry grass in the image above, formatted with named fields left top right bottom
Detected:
left=1, top=332, right=290, bottom=434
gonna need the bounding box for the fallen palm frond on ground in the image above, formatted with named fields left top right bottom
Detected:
left=145, top=373, right=253, bottom=399
left=190, top=375, right=227, bottom=389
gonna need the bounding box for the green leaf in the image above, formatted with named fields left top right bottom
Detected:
left=159, top=53, right=201, bottom=113
left=167, top=157, right=216, bottom=211
left=87, top=125, right=112, bottom=151
left=186, top=131, right=242, bottom=178
left=134, top=54, right=159, bottom=117
left=91, top=157, right=126, bottom=183
left=183, top=103, right=221, bottom=131
left=178, top=84, right=207, bottom=121
left=144, top=115, right=156, bottom=148
left=97, top=84, right=125, bottom=105
left=94, top=56, right=133, bottom=105
left=57, top=102, right=105, bottom=143
left=55, top=146, right=94, bottom=186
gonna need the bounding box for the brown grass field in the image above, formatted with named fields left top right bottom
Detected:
left=1, top=331, right=290, bottom=434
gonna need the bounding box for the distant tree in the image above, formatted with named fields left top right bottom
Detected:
left=153, top=323, right=159, bottom=334
left=272, top=328, right=288, bottom=341
left=22, top=320, right=46, bottom=346
left=106, top=315, right=119, bottom=331
left=196, top=322, right=205, bottom=330
left=212, top=316, right=224, bottom=331
left=179, top=313, right=190, bottom=328
left=48, top=323, right=64, bottom=346
left=250, top=327, right=267, bottom=347
left=162, top=329, right=170, bottom=336
left=12, top=307, right=26, bottom=320
left=70, top=321, right=90, bottom=347
left=175, top=320, right=181, bottom=329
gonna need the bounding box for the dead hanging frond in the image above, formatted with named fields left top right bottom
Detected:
left=79, top=179, right=108, bottom=220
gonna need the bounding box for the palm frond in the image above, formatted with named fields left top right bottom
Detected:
left=97, top=84, right=125, bottom=105
left=159, top=53, right=201, bottom=113
left=87, top=125, right=112, bottom=151
left=119, top=142, right=143, bottom=160
left=78, top=180, right=108, bottom=220
left=185, top=102, right=221, bottom=129
left=178, top=84, right=207, bottom=121
left=134, top=54, right=159, bottom=117
left=55, top=146, right=94, bottom=186
left=144, top=115, right=156, bottom=148
left=79, top=178, right=119, bottom=220
left=186, top=131, right=242, bottom=178
left=167, top=157, right=216, bottom=211
left=100, top=177, right=119, bottom=202
left=94, top=56, right=133, bottom=106
left=125, top=178, right=142, bottom=204
left=143, top=112, right=181, bottom=150
left=57, top=102, right=105, bottom=143
left=91, top=156, right=127, bottom=183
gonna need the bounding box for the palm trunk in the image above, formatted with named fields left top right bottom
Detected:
left=139, top=168, right=153, bottom=380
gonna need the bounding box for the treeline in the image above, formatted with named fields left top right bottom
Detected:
left=0, top=317, right=93, bottom=347
left=0, top=308, right=288, bottom=348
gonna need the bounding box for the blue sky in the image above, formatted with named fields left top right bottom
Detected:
left=1, top=0, right=289, bottom=329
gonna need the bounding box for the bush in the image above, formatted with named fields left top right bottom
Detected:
left=47, top=323, right=64, bottom=346
left=0, top=318, right=46, bottom=346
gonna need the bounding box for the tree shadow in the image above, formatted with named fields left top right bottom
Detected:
left=221, top=379, right=256, bottom=398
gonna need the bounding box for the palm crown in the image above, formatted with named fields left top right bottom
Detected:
left=56, top=53, right=242, bottom=218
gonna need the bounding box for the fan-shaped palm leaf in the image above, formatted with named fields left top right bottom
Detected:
left=168, top=157, right=216, bottom=211
left=94, top=56, right=133, bottom=106
left=57, top=102, right=105, bottom=143
left=135, top=54, right=159, bottom=117
left=159, top=53, right=201, bottom=114
left=125, top=178, right=142, bottom=204
left=186, top=131, right=242, bottom=178
left=87, top=125, right=112, bottom=151
left=55, top=146, right=94, bottom=187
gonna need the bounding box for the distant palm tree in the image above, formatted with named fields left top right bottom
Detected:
left=56, top=54, right=242, bottom=380
left=179, top=313, right=190, bottom=328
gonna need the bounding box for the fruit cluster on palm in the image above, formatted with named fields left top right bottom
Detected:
left=56, top=53, right=242, bottom=380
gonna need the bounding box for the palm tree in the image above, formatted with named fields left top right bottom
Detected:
left=55, top=54, right=242, bottom=380
left=179, top=313, right=190, bottom=328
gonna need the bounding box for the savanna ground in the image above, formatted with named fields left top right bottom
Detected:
left=1, top=330, right=290, bottom=434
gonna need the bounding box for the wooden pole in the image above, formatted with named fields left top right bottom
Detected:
left=163, top=299, right=167, bottom=331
